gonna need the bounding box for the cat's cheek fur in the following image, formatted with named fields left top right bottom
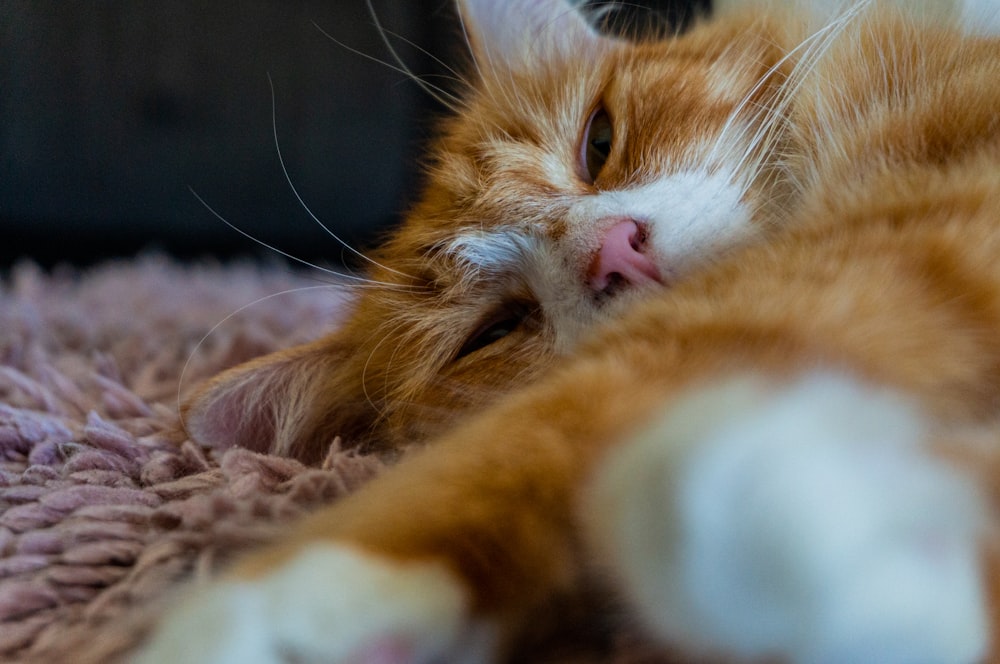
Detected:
left=585, top=371, right=989, bottom=664
left=134, top=546, right=495, bottom=664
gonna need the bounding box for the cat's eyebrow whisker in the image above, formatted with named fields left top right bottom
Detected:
left=720, top=2, right=872, bottom=202
left=372, top=25, right=472, bottom=96
left=266, top=75, right=420, bottom=283
left=708, top=0, right=868, bottom=171
left=475, top=57, right=523, bottom=124
left=730, top=98, right=792, bottom=200
left=453, top=7, right=482, bottom=85
left=524, top=4, right=592, bottom=64
left=293, top=270, right=423, bottom=293
left=462, top=20, right=550, bottom=127
left=452, top=4, right=515, bottom=116
left=756, top=5, right=867, bottom=181
left=188, top=187, right=425, bottom=293
left=362, top=0, right=468, bottom=111
left=311, top=16, right=462, bottom=112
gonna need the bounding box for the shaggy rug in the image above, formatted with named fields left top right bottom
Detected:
left=0, top=256, right=391, bottom=663
left=0, top=255, right=697, bottom=664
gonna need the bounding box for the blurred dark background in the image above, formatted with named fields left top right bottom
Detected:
left=1, top=0, right=709, bottom=270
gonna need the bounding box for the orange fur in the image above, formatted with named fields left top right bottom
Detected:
left=166, top=1, right=1000, bottom=661
left=183, top=6, right=798, bottom=459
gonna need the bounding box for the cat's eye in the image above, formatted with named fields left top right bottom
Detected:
left=581, top=105, right=613, bottom=184
left=455, top=302, right=532, bottom=361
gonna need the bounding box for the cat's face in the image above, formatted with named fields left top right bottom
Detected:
left=185, top=0, right=796, bottom=459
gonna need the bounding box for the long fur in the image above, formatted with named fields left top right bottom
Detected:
left=147, top=0, right=1000, bottom=661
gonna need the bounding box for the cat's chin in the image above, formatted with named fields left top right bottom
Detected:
left=589, top=274, right=677, bottom=327
left=592, top=278, right=669, bottom=310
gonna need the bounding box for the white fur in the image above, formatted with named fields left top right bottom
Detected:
left=958, top=0, right=1000, bottom=34
left=134, top=544, right=493, bottom=664
left=568, top=168, right=753, bottom=280
left=456, top=169, right=752, bottom=286
left=586, top=372, right=987, bottom=664
left=446, top=227, right=538, bottom=275
left=457, top=0, right=604, bottom=72
left=441, top=168, right=752, bottom=354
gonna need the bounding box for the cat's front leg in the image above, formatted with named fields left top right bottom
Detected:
left=136, top=364, right=661, bottom=664
left=587, top=371, right=990, bottom=664
left=134, top=543, right=490, bottom=664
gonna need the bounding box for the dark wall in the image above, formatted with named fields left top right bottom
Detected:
left=1, top=0, right=708, bottom=269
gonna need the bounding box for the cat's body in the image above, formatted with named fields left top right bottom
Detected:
left=139, top=0, right=1000, bottom=662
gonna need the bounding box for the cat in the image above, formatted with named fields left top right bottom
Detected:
left=176, top=0, right=783, bottom=463
left=139, top=0, right=1000, bottom=662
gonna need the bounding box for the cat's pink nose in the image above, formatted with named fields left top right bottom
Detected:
left=588, top=219, right=662, bottom=293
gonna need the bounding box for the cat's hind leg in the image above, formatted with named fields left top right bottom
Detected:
left=585, top=371, right=989, bottom=664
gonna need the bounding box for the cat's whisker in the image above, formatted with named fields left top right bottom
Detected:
left=708, top=1, right=868, bottom=174
left=188, top=187, right=424, bottom=293
left=452, top=5, right=530, bottom=120
left=452, top=6, right=495, bottom=102
left=736, top=3, right=887, bottom=211
left=719, top=2, right=872, bottom=205
left=266, top=75, right=420, bottom=283
left=371, top=25, right=473, bottom=98
left=729, top=98, right=793, bottom=200
left=311, top=15, right=462, bottom=112
left=452, top=6, right=481, bottom=85
left=361, top=0, right=468, bottom=112
left=717, top=71, right=794, bottom=177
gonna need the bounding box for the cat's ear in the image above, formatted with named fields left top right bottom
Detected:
left=457, top=0, right=606, bottom=71
left=181, top=335, right=362, bottom=463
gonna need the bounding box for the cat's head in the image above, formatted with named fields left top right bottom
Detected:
left=183, top=0, right=800, bottom=461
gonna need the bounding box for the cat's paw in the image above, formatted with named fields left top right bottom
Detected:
left=134, top=544, right=494, bottom=664
left=588, top=371, right=988, bottom=664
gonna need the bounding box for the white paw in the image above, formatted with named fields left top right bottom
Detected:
left=588, top=372, right=988, bottom=664
left=134, top=544, right=494, bottom=664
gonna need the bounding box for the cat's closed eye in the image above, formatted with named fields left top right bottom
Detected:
left=455, top=301, right=535, bottom=361
left=581, top=105, right=613, bottom=184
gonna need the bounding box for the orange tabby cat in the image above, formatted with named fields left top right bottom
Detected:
left=140, top=0, right=1000, bottom=661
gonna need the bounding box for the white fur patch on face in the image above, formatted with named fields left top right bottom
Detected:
left=445, top=227, right=539, bottom=276
left=438, top=169, right=753, bottom=353
left=135, top=544, right=495, bottom=664
left=585, top=371, right=988, bottom=664
left=959, top=0, right=1000, bottom=34
left=569, top=168, right=753, bottom=280
left=457, top=0, right=609, bottom=76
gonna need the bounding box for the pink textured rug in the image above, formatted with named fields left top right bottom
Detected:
left=0, top=255, right=702, bottom=663
left=0, top=256, right=387, bottom=663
